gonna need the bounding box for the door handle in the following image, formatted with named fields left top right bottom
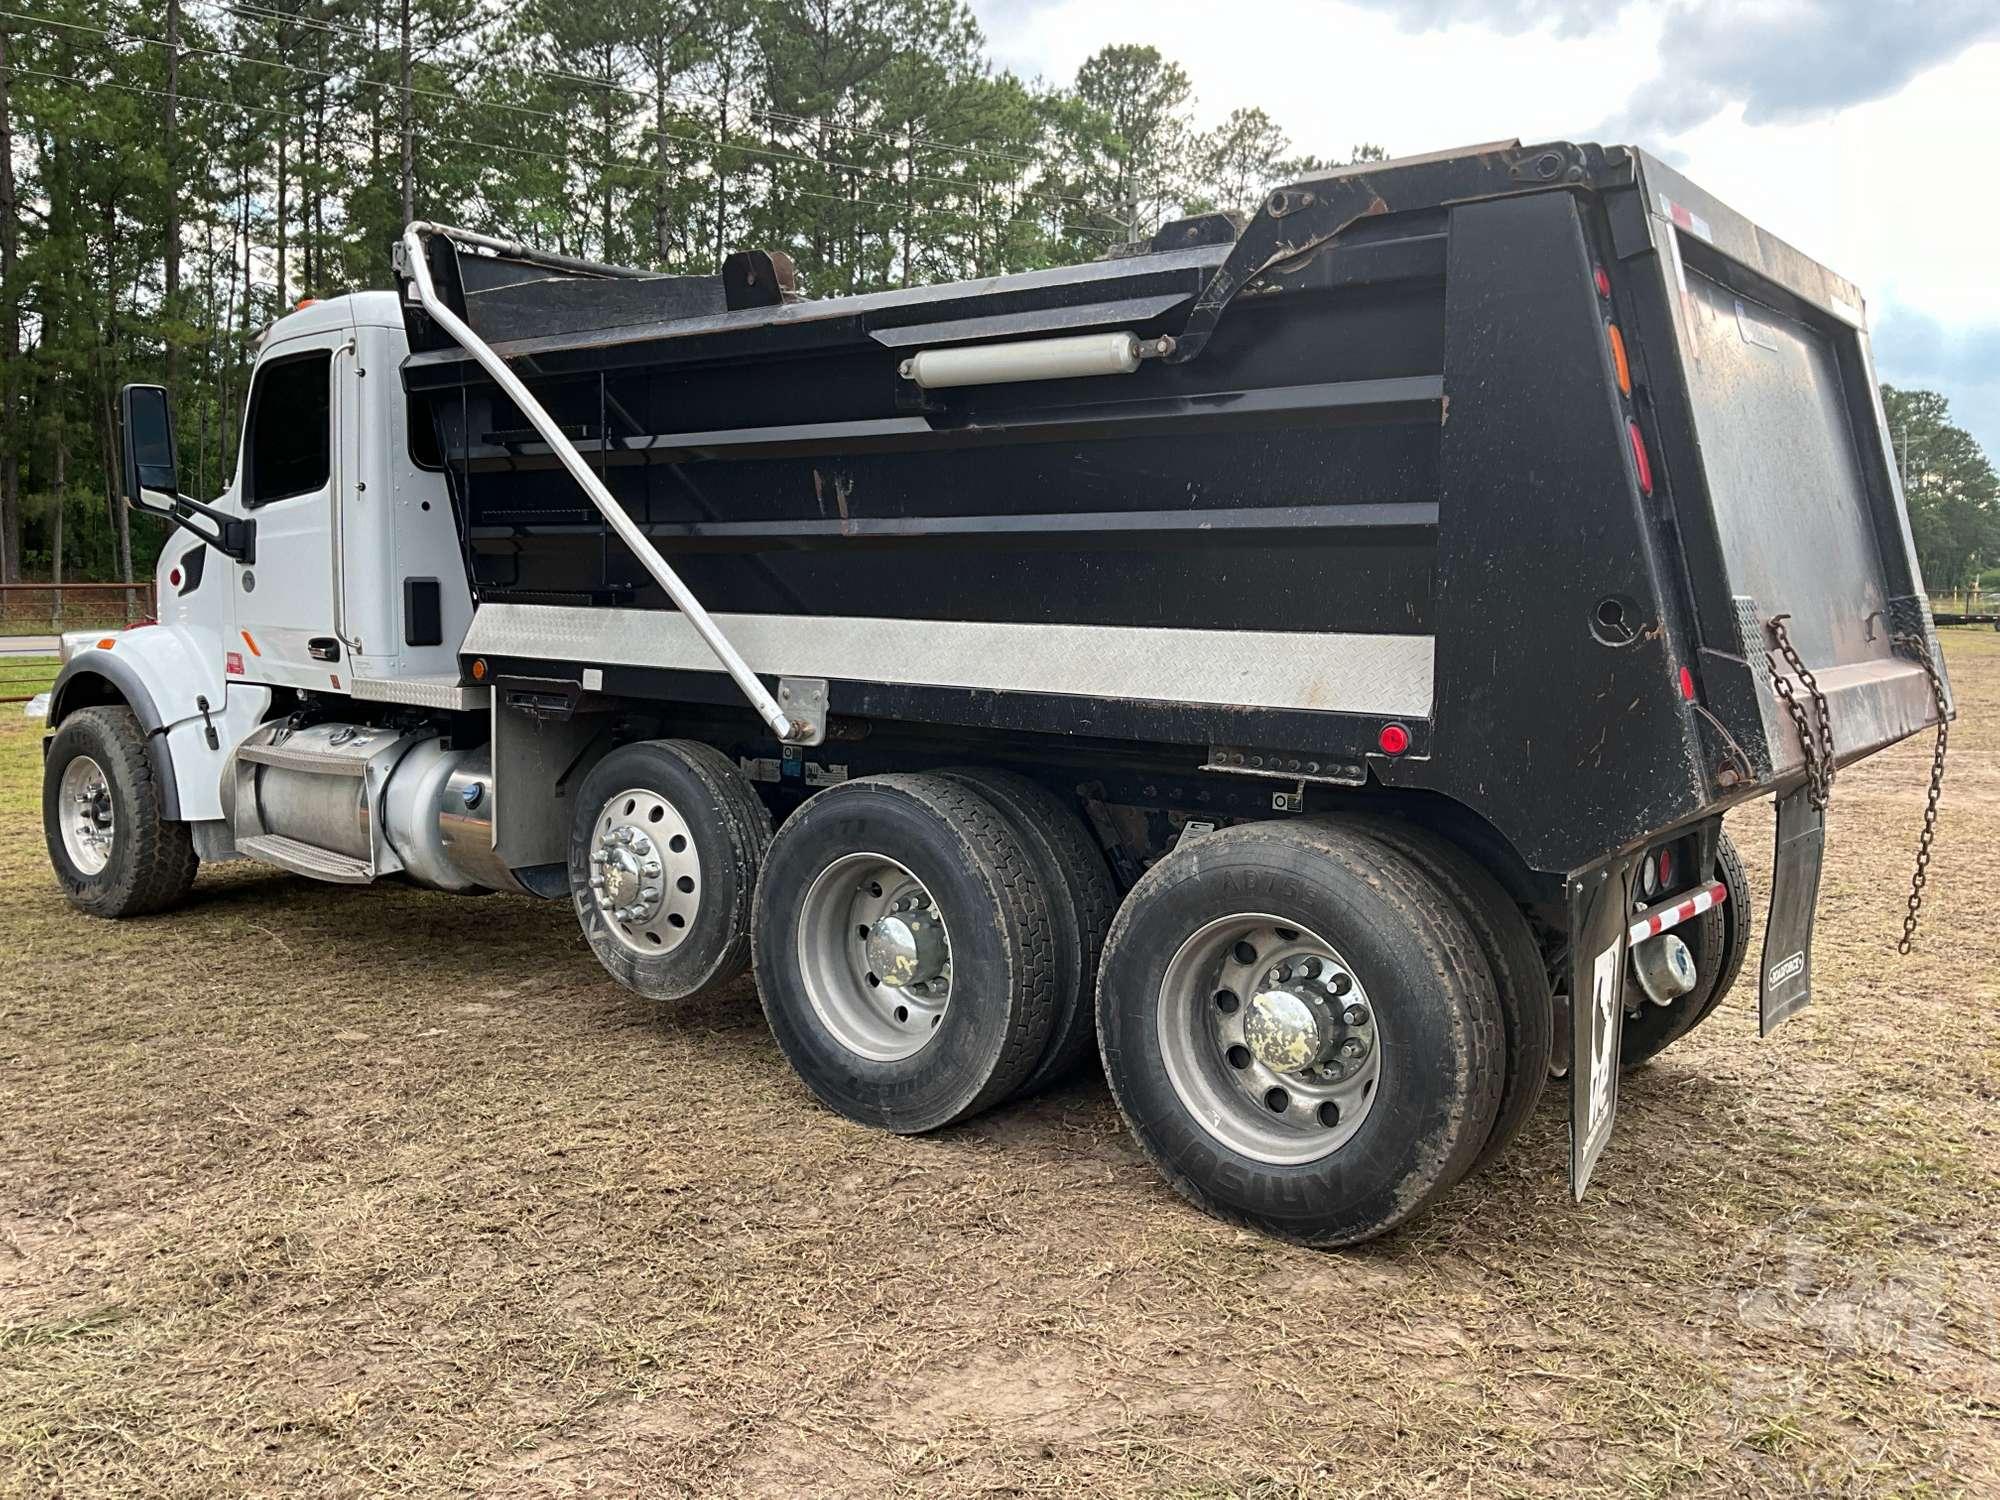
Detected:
left=307, top=637, right=342, bottom=662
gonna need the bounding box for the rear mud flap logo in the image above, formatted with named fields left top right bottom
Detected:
left=1586, top=942, right=1619, bottom=1150
left=1767, top=951, right=1805, bottom=988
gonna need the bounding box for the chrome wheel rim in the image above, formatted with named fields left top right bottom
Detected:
left=797, top=853, right=953, bottom=1062
left=587, top=788, right=701, bottom=956
left=59, top=754, right=116, bottom=877
left=1156, top=912, right=1382, bottom=1165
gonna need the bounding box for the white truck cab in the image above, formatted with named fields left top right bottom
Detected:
left=46, top=292, right=478, bottom=882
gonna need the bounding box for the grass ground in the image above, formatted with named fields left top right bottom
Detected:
left=2, top=636, right=1996, bottom=1498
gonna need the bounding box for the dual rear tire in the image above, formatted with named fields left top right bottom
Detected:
left=568, top=746, right=1543, bottom=1244
left=1095, top=820, right=1516, bottom=1246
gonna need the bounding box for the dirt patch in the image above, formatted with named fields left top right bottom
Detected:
left=3, top=633, right=1997, bottom=1496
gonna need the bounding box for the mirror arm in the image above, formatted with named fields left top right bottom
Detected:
left=163, top=495, right=257, bottom=564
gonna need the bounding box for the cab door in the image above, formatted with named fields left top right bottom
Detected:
left=231, top=335, right=349, bottom=691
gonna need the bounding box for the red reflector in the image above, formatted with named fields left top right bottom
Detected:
left=1679, top=665, right=1696, bottom=701
left=1378, top=723, right=1411, bottom=755
left=1594, top=265, right=1612, bottom=299
left=1628, top=419, right=1654, bottom=495
left=169, top=567, right=182, bottom=588
left=1657, top=847, right=1675, bottom=887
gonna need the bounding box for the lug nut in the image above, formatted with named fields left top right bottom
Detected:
left=1343, top=1005, right=1367, bottom=1026
left=1340, top=1038, right=1366, bottom=1059
left=642, top=860, right=661, bottom=878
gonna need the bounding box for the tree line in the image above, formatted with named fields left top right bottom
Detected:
left=3, top=3, right=1992, bottom=599
left=1, top=0, right=1357, bottom=587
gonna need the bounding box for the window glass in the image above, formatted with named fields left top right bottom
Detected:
left=246, top=350, right=331, bottom=506
left=407, top=393, right=444, bottom=470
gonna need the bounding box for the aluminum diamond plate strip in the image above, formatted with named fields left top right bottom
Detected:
left=351, top=675, right=490, bottom=711
left=463, top=605, right=1436, bottom=718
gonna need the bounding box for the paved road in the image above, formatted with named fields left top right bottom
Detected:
left=0, top=636, right=60, bottom=656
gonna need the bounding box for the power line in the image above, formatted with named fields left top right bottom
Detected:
left=5, top=7, right=1121, bottom=227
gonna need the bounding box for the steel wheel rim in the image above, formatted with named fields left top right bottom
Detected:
left=797, top=852, right=953, bottom=1062
left=59, top=754, right=116, bottom=877
left=1156, top=912, right=1382, bottom=1165
left=587, top=787, right=701, bottom=956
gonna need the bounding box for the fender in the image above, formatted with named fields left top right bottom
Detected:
left=46, top=649, right=183, bottom=820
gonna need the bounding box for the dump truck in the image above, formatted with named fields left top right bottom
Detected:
left=42, top=139, right=1951, bottom=1245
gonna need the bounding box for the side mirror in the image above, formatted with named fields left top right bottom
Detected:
left=118, top=383, right=180, bottom=517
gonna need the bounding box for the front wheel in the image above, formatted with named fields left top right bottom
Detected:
left=1096, top=821, right=1505, bottom=1246
left=43, top=705, right=197, bottom=918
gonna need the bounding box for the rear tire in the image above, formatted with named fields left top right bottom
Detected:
left=939, top=767, right=1116, bottom=1098
left=569, top=739, right=770, bottom=1002
left=43, top=705, right=197, bottom=918
left=1096, top=820, right=1505, bottom=1246
left=1326, top=815, right=1552, bottom=1172
left=1621, top=830, right=1752, bottom=1069
left=751, top=774, right=1059, bottom=1133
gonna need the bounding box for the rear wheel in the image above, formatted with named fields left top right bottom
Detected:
left=1621, top=830, right=1752, bottom=1068
left=43, top=705, right=197, bottom=918
left=1096, top=821, right=1505, bottom=1246
left=751, top=774, right=1059, bottom=1133
left=939, top=767, right=1116, bottom=1098
left=1327, top=815, right=1552, bottom=1172
left=569, top=739, right=770, bottom=1002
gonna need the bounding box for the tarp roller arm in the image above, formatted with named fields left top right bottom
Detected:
left=400, top=221, right=809, bottom=744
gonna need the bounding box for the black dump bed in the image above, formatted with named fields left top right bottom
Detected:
left=399, top=139, right=1948, bottom=877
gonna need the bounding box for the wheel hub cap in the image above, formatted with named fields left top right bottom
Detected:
left=864, top=903, right=946, bottom=988
left=586, top=790, right=698, bottom=953
left=1245, top=985, right=1331, bottom=1072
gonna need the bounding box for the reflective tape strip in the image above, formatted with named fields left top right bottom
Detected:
left=1628, top=880, right=1728, bottom=947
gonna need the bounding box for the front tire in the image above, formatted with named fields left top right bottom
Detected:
left=1097, top=821, right=1505, bottom=1246
left=43, top=705, right=197, bottom=918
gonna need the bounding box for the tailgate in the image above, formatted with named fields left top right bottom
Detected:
left=1623, top=153, right=1951, bottom=786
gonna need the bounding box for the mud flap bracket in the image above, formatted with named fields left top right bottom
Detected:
left=1759, top=783, right=1825, bottom=1034
left=1566, top=851, right=1640, bottom=1201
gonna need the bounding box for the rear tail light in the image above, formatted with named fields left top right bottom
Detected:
left=1594, top=265, right=1612, bottom=299
left=1627, top=419, right=1654, bottom=495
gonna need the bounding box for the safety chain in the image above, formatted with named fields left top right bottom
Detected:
left=1764, top=614, right=1836, bottom=811
left=1891, top=631, right=1950, bottom=954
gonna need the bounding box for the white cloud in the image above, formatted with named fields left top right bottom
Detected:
left=969, top=1, right=2000, bottom=453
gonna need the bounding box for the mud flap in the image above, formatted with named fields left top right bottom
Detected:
left=1759, top=785, right=1825, bottom=1035
left=1567, top=853, right=1639, bottom=1201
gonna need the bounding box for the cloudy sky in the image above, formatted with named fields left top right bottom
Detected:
left=971, top=0, right=2000, bottom=455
